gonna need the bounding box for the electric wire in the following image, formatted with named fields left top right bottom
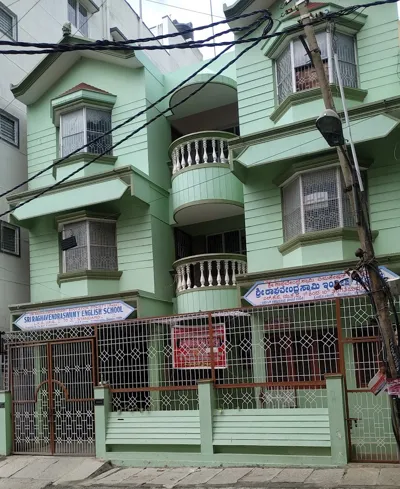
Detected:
left=0, top=0, right=396, bottom=54
left=0, top=14, right=273, bottom=219
left=0, top=11, right=272, bottom=201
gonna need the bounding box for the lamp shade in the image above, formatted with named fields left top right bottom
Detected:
left=316, top=109, right=345, bottom=147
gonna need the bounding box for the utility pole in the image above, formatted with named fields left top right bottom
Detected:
left=296, top=0, right=399, bottom=380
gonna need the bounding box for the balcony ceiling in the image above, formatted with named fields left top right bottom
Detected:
left=174, top=202, right=244, bottom=226
left=168, top=72, right=237, bottom=120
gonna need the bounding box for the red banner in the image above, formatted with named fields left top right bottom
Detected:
left=172, top=324, right=227, bottom=369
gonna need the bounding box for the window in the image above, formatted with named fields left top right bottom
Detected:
left=1, top=221, right=20, bottom=256
left=60, top=108, right=112, bottom=158
left=206, top=229, right=246, bottom=254
left=68, top=0, right=88, bottom=36
left=62, top=219, right=118, bottom=273
left=0, top=110, right=18, bottom=146
left=276, top=32, right=357, bottom=103
left=282, top=167, right=355, bottom=241
left=0, top=2, right=17, bottom=40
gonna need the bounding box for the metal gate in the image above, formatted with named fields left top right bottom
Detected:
left=340, top=296, right=400, bottom=463
left=10, top=339, right=95, bottom=455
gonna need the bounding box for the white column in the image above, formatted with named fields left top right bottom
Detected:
left=224, top=260, right=230, bottom=285
left=220, top=139, right=227, bottom=163
left=200, top=261, right=205, bottom=287
left=195, top=140, right=200, bottom=164
left=180, top=144, right=186, bottom=169
left=208, top=260, right=213, bottom=286
left=203, top=138, right=208, bottom=163
left=186, top=264, right=191, bottom=289
left=212, top=138, right=217, bottom=163
left=187, top=142, right=192, bottom=166
left=216, top=260, right=221, bottom=286
left=232, top=260, right=237, bottom=286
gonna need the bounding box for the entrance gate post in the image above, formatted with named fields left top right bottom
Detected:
left=94, top=386, right=111, bottom=459
left=0, top=391, right=12, bottom=455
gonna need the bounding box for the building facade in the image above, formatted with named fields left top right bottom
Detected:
left=1, top=0, right=400, bottom=467
left=0, top=0, right=201, bottom=332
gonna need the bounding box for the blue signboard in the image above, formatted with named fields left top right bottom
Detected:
left=244, top=267, right=399, bottom=307
left=14, top=300, right=135, bottom=330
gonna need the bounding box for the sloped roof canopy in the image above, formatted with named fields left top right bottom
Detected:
left=11, top=36, right=143, bottom=105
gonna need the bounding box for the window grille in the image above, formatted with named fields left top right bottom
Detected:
left=0, top=111, right=18, bottom=146
left=62, top=219, right=117, bottom=272
left=282, top=167, right=355, bottom=241
left=60, top=108, right=112, bottom=157
left=0, top=3, right=16, bottom=40
left=0, top=221, right=20, bottom=256
left=276, top=31, right=357, bottom=103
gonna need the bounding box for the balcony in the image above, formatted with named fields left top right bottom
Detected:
left=173, top=253, right=247, bottom=313
left=170, top=131, right=244, bottom=226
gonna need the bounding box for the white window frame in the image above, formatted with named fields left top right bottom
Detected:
left=59, top=107, right=112, bottom=158
left=206, top=229, right=246, bottom=255
left=0, top=221, right=20, bottom=256
left=61, top=218, right=117, bottom=273
left=67, top=0, right=89, bottom=37
left=275, top=30, right=358, bottom=103
left=0, top=2, right=17, bottom=40
left=0, top=109, right=19, bottom=147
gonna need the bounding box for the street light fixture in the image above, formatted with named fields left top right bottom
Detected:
left=316, top=109, right=345, bottom=147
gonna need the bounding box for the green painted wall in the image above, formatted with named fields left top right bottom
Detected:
left=235, top=0, right=399, bottom=135
left=172, top=165, right=244, bottom=220
left=176, top=287, right=239, bottom=314
left=27, top=58, right=147, bottom=190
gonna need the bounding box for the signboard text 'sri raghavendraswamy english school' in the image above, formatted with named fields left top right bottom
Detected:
left=14, top=300, right=135, bottom=330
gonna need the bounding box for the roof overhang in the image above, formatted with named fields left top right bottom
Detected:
left=11, top=36, right=143, bottom=105
left=168, top=72, right=237, bottom=120
left=223, top=0, right=276, bottom=28
left=230, top=97, right=400, bottom=173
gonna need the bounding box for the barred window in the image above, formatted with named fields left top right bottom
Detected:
left=276, top=32, right=357, bottom=104
left=62, top=219, right=118, bottom=273
left=282, top=167, right=355, bottom=241
left=1, top=221, right=20, bottom=256
left=0, top=2, right=16, bottom=40
left=206, top=229, right=247, bottom=254
left=60, top=108, right=112, bottom=157
left=0, top=110, right=18, bottom=146
left=68, top=0, right=88, bottom=36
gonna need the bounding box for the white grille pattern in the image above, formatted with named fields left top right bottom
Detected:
left=276, top=31, right=357, bottom=103
left=63, top=219, right=117, bottom=272
left=61, top=108, right=112, bottom=158
left=0, top=112, right=17, bottom=145
left=283, top=167, right=355, bottom=241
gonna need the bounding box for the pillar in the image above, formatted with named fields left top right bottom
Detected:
left=198, top=380, right=214, bottom=455
left=94, top=385, right=111, bottom=459
left=326, top=374, right=348, bottom=465
left=0, top=391, right=12, bottom=455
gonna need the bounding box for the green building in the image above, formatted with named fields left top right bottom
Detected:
left=2, top=0, right=400, bottom=467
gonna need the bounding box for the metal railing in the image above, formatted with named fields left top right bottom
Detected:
left=169, top=131, right=236, bottom=175
left=173, top=253, right=247, bottom=293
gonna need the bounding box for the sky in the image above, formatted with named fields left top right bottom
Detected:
left=127, top=0, right=234, bottom=59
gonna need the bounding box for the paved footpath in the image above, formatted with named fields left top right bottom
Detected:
left=1, top=456, right=400, bottom=489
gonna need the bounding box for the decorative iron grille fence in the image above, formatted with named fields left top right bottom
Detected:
left=2, top=296, right=399, bottom=462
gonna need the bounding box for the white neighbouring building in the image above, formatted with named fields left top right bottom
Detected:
left=0, top=0, right=202, bottom=332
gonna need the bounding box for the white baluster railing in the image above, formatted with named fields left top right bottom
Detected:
left=173, top=254, right=247, bottom=293
left=170, top=131, right=236, bottom=175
